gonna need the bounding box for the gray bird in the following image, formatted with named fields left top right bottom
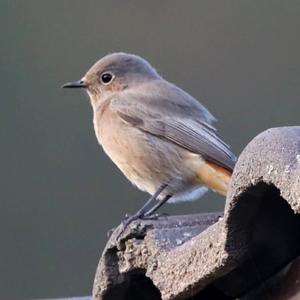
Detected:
left=62, top=52, right=236, bottom=220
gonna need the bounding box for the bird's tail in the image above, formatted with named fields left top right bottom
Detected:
left=195, top=161, right=232, bottom=196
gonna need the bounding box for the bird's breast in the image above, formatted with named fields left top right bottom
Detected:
left=93, top=104, right=159, bottom=192
left=92, top=102, right=212, bottom=197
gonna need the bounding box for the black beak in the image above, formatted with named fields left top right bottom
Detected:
left=61, top=80, right=87, bottom=89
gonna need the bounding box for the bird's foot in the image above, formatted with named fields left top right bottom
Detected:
left=107, top=212, right=142, bottom=238
left=115, top=212, right=168, bottom=241
left=115, top=212, right=144, bottom=241
left=142, top=212, right=169, bottom=220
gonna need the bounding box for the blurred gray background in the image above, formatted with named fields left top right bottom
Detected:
left=1, top=1, right=300, bottom=299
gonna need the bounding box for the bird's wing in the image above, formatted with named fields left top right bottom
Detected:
left=110, top=81, right=236, bottom=171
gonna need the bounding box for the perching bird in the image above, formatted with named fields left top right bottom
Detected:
left=62, top=52, right=236, bottom=221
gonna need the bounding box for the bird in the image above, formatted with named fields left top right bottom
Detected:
left=62, top=52, right=236, bottom=223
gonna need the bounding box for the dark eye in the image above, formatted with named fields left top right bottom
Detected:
left=101, top=72, right=113, bottom=84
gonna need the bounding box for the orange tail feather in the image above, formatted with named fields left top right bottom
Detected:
left=195, top=161, right=232, bottom=196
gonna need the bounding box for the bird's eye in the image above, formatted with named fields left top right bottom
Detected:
left=100, top=72, right=114, bottom=84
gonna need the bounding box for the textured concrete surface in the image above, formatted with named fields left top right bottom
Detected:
left=92, top=127, right=300, bottom=300
left=226, top=126, right=300, bottom=214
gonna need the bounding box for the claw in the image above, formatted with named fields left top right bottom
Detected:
left=142, top=212, right=168, bottom=220
left=115, top=212, right=169, bottom=241
left=114, top=186, right=170, bottom=241
left=115, top=212, right=144, bottom=241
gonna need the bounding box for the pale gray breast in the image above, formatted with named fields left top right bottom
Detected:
left=92, top=100, right=198, bottom=196
left=93, top=101, right=159, bottom=193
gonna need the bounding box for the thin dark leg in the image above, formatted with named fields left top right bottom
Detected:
left=128, top=184, right=168, bottom=219
left=115, top=184, right=168, bottom=240
left=144, top=194, right=172, bottom=217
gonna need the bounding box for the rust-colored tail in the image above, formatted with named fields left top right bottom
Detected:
left=195, top=161, right=232, bottom=196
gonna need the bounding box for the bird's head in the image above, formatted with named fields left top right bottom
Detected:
left=62, top=52, right=160, bottom=105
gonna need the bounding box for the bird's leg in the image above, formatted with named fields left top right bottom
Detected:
left=124, top=184, right=167, bottom=221
left=143, top=194, right=172, bottom=217
left=115, top=184, right=167, bottom=240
